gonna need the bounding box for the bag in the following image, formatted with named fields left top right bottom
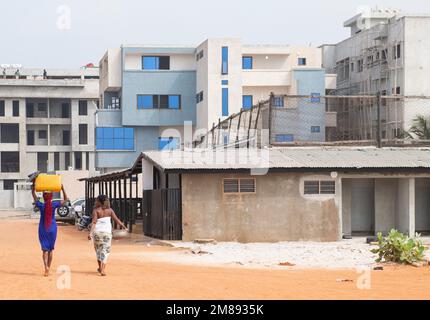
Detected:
left=34, top=174, right=62, bottom=192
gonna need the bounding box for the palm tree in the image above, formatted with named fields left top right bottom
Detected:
left=408, top=115, right=430, bottom=140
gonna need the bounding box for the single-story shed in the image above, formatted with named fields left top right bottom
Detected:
left=138, top=147, right=430, bottom=242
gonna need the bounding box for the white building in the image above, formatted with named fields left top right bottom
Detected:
left=97, top=38, right=334, bottom=172
left=0, top=67, right=99, bottom=209
left=321, top=8, right=430, bottom=140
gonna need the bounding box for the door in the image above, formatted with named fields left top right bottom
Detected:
left=351, top=179, right=375, bottom=234
left=27, top=130, right=35, bottom=145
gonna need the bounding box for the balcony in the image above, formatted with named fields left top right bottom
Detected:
left=242, top=70, right=291, bottom=87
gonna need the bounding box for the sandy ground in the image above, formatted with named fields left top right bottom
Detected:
left=1, top=219, right=430, bottom=300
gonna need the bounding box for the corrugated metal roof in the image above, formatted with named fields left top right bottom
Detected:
left=141, top=147, right=430, bottom=171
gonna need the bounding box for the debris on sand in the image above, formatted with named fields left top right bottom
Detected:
left=279, top=262, right=295, bottom=267
left=336, top=279, right=353, bottom=283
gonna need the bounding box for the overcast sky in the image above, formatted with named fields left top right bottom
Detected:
left=1, top=0, right=430, bottom=68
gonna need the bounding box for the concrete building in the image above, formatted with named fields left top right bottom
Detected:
left=0, top=67, right=99, bottom=209
left=138, top=147, right=430, bottom=242
left=321, top=8, right=430, bottom=140
left=97, top=39, right=333, bottom=173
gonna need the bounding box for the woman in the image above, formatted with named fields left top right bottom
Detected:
left=31, top=184, right=68, bottom=277
left=88, top=195, right=127, bottom=276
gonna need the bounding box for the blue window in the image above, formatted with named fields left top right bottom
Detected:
left=168, top=95, right=180, bottom=109
left=137, top=95, right=180, bottom=109
left=222, top=88, right=229, bottom=116
left=275, top=134, right=294, bottom=142
left=96, top=127, right=134, bottom=150
left=311, top=126, right=321, bottom=133
left=242, top=95, right=253, bottom=110
left=311, top=93, right=321, bottom=103
left=223, top=132, right=229, bottom=145
left=221, top=80, right=228, bottom=85
left=142, top=56, right=170, bottom=70
left=221, top=46, right=228, bottom=75
left=242, top=56, right=253, bottom=69
left=298, top=57, right=307, bottom=66
left=273, top=96, right=284, bottom=107
left=142, top=56, right=159, bottom=70
left=158, top=137, right=180, bottom=150
left=137, top=95, right=154, bottom=109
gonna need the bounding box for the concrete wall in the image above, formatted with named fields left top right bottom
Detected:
left=181, top=172, right=340, bottom=242
left=374, top=179, right=397, bottom=234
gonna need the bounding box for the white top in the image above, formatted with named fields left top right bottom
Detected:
left=94, top=216, right=112, bottom=234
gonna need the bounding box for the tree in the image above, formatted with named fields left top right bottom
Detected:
left=408, top=115, right=430, bottom=140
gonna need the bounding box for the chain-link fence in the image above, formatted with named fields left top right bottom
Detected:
left=194, top=94, right=430, bottom=149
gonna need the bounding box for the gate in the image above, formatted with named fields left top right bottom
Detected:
left=143, top=188, right=182, bottom=240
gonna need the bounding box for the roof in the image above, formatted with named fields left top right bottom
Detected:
left=141, top=147, right=430, bottom=173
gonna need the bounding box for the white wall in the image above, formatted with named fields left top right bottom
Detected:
left=124, top=53, right=196, bottom=70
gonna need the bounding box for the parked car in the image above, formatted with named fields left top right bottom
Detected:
left=32, top=198, right=85, bottom=222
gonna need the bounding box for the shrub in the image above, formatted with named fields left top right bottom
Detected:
left=371, top=229, right=427, bottom=265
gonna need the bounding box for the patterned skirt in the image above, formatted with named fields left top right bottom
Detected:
left=93, top=232, right=112, bottom=263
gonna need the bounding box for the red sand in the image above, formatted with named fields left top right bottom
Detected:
left=0, top=219, right=429, bottom=300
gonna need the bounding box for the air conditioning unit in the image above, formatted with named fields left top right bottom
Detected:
left=68, top=166, right=74, bottom=171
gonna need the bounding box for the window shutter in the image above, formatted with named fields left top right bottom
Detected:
left=223, top=179, right=239, bottom=193
left=239, top=179, right=255, bottom=193
left=320, top=181, right=335, bottom=194
left=304, top=181, right=319, bottom=194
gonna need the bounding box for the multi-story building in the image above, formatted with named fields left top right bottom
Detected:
left=97, top=38, right=332, bottom=173
left=321, top=8, right=430, bottom=140
left=0, top=68, right=99, bottom=209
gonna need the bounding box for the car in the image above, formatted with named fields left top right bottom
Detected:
left=32, top=198, right=86, bottom=222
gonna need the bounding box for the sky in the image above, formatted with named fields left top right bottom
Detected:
left=1, top=0, right=430, bottom=68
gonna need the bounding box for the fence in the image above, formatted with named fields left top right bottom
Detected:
left=194, top=94, right=430, bottom=149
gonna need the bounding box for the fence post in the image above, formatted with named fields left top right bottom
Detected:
left=247, top=105, right=253, bottom=148
left=377, top=92, right=382, bottom=148
left=268, top=92, right=274, bottom=146
left=235, top=110, right=243, bottom=148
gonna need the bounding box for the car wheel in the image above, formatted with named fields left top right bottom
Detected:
left=57, top=206, right=70, bottom=217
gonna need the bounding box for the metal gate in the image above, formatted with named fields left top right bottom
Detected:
left=143, top=189, right=182, bottom=240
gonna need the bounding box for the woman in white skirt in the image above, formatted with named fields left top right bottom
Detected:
left=88, top=195, right=128, bottom=276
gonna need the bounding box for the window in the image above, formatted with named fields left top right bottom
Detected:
left=221, top=46, right=228, bottom=75
left=1, top=152, right=20, bottom=172
left=242, top=56, right=253, bottom=69
left=273, top=96, right=284, bottom=107
left=223, top=178, right=256, bottom=194
left=222, top=88, right=229, bottom=116
left=394, top=44, right=401, bottom=59
left=395, top=86, right=401, bottom=95
left=221, top=80, right=228, bottom=85
left=0, top=100, right=4, bottom=116
left=142, top=56, right=170, bottom=70
left=137, top=95, right=181, bottom=109
left=54, top=152, right=60, bottom=171
left=86, top=152, right=89, bottom=171
left=310, top=93, right=321, bottom=103
left=350, top=62, right=354, bottom=72
left=96, top=127, right=134, bottom=150
left=79, top=100, right=88, bottom=115
left=3, top=180, right=17, bottom=191
left=79, top=124, right=88, bottom=145
left=275, top=134, right=294, bottom=142
left=311, top=126, right=321, bottom=133
left=158, top=137, right=180, bottom=150
left=12, top=100, right=19, bottom=117
left=196, top=91, right=204, bottom=104
left=196, top=50, right=204, bottom=61
left=242, top=95, right=253, bottom=110
left=1, top=124, right=19, bottom=143
left=75, top=152, right=82, bottom=170
left=38, top=103, right=47, bottom=112
left=298, top=57, right=307, bottom=66
left=358, top=59, right=364, bottom=72
left=38, top=130, right=47, bottom=139
left=304, top=180, right=335, bottom=195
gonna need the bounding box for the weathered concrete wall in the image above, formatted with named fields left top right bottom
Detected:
left=181, top=172, right=340, bottom=242
left=396, top=178, right=415, bottom=235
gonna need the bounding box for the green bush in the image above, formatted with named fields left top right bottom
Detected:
left=371, top=229, right=427, bottom=265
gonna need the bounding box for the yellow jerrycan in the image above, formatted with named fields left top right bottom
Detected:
left=34, top=174, right=62, bottom=192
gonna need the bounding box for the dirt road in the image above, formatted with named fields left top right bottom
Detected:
left=0, top=219, right=429, bottom=299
